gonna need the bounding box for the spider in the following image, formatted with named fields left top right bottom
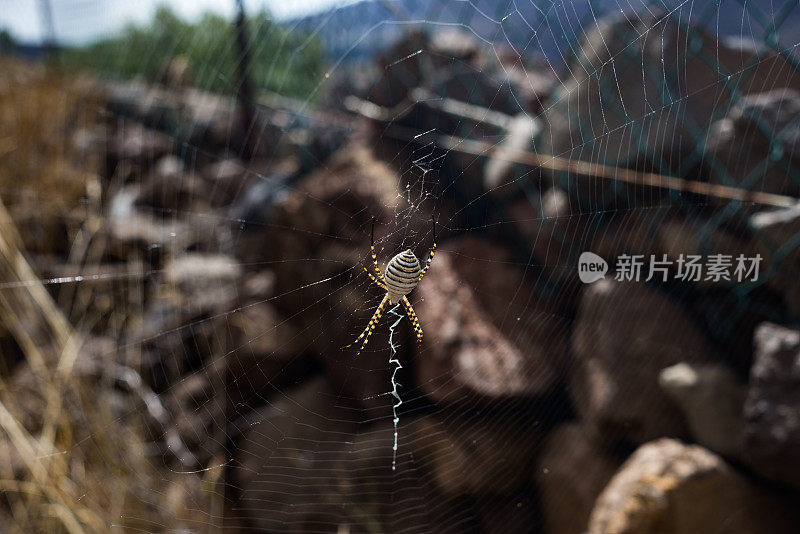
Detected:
left=347, top=217, right=437, bottom=356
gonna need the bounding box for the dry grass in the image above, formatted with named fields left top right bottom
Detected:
left=0, top=59, right=219, bottom=532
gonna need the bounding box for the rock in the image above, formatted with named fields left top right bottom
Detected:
left=153, top=154, right=184, bottom=181
left=330, top=422, right=477, bottom=534
left=658, top=362, right=745, bottom=458
left=415, top=239, right=568, bottom=404
left=107, top=122, right=172, bottom=171
left=588, top=438, right=795, bottom=534
left=590, top=210, right=662, bottom=267
left=138, top=254, right=241, bottom=391
left=165, top=300, right=316, bottom=464
left=743, top=322, right=800, bottom=489
left=230, top=387, right=474, bottom=533
left=430, top=29, right=486, bottom=69
left=105, top=80, right=177, bottom=132
left=228, top=378, right=361, bottom=532
left=474, top=492, right=538, bottom=534
left=108, top=145, right=253, bottom=255
left=178, top=88, right=240, bottom=150
left=705, top=90, right=800, bottom=201
left=163, top=253, right=241, bottom=311
left=228, top=171, right=297, bottom=236
left=71, top=125, right=107, bottom=166
left=508, top=193, right=675, bottom=296
left=534, top=423, right=621, bottom=534
left=205, top=158, right=296, bottom=209
left=368, top=29, right=500, bottom=110
left=135, top=155, right=208, bottom=213
left=570, top=279, right=718, bottom=446
left=657, top=215, right=760, bottom=286
left=498, top=59, right=554, bottom=115
left=414, top=413, right=542, bottom=497
left=507, top=188, right=590, bottom=295
left=107, top=183, right=210, bottom=255
left=202, top=157, right=251, bottom=207
left=542, top=11, right=800, bottom=209
left=367, top=29, right=546, bottom=119
left=751, top=204, right=800, bottom=319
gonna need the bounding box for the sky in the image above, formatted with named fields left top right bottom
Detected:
left=0, top=0, right=358, bottom=44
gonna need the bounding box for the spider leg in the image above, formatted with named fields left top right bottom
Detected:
left=417, top=216, right=437, bottom=283
left=347, top=294, right=390, bottom=356
left=360, top=261, right=387, bottom=290
left=401, top=296, right=424, bottom=342
left=369, top=218, right=388, bottom=284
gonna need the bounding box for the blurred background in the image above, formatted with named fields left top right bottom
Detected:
left=1, top=0, right=800, bottom=532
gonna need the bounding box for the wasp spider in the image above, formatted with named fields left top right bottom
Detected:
left=348, top=217, right=436, bottom=356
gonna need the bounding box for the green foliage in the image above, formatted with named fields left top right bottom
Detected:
left=60, top=6, right=326, bottom=100
left=0, top=28, right=16, bottom=54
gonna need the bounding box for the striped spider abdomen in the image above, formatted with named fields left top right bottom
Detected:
left=385, top=249, right=421, bottom=304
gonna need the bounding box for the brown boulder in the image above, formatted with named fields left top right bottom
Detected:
left=165, top=299, right=315, bottom=465
left=414, top=413, right=542, bottom=497
left=230, top=389, right=476, bottom=533
left=658, top=362, right=745, bottom=458
left=228, top=378, right=361, bottom=532
left=534, top=423, right=621, bottom=534
left=138, top=253, right=242, bottom=390
left=705, top=90, right=800, bottom=202
left=743, top=322, right=800, bottom=489
left=570, top=279, right=718, bottom=446
left=330, top=422, right=477, bottom=534
left=542, top=11, right=800, bottom=209
left=588, top=438, right=796, bottom=534
left=415, top=238, right=568, bottom=404
left=507, top=188, right=591, bottom=297
left=107, top=122, right=173, bottom=172
left=751, top=204, right=800, bottom=319
left=474, top=492, right=538, bottom=534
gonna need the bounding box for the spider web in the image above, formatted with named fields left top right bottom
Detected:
left=1, top=0, right=800, bottom=532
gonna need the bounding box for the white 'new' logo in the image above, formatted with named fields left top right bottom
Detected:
left=578, top=252, right=608, bottom=283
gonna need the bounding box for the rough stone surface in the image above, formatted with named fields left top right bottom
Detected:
left=228, top=378, right=361, bottom=532
left=330, top=423, right=477, bottom=534
left=570, top=279, right=718, bottom=446
left=743, top=322, right=800, bottom=489
left=534, top=423, right=621, bottom=534
left=474, top=492, right=539, bottom=534
left=107, top=122, right=173, bottom=171
left=230, top=391, right=475, bottom=533
left=507, top=188, right=589, bottom=295
left=542, top=11, right=800, bottom=209
left=163, top=253, right=241, bottom=310
left=588, top=438, right=795, bottom=534
left=706, top=89, right=800, bottom=201
left=414, top=413, right=542, bottom=497
left=164, top=300, right=316, bottom=464
left=415, top=238, right=568, bottom=404
left=751, top=204, right=800, bottom=319
left=658, top=362, right=745, bottom=458
left=367, top=29, right=544, bottom=117
left=658, top=216, right=760, bottom=285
